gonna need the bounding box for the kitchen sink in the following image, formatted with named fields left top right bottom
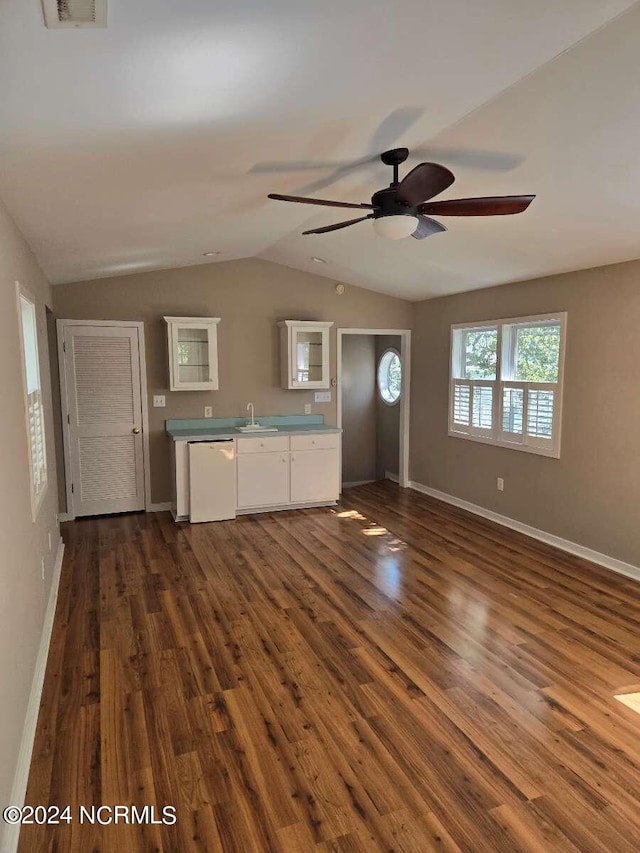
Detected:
left=235, top=424, right=279, bottom=433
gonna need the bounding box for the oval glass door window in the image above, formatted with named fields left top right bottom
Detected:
left=377, top=349, right=402, bottom=404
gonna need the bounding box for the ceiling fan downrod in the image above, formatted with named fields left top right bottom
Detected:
left=380, top=147, right=409, bottom=187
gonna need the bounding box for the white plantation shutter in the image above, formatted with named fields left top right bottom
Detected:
left=451, top=381, right=495, bottom=436
left=501, top=383, right=556, bottom=451
left=452, top=382, right=471, bottom=427
left=18, top=291, right=47, bottom=516
left=502, top=387, right=524, bottom=435
left=527, top=389, right=555, bottom=438
left=471, top=385, right=493, bottom=431
left=28, top=390, right=46, bottom=494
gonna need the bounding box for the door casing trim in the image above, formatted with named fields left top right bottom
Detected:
left=56, top=319, right=151, bottom=519
left=336, top=328, right=411, bottom=491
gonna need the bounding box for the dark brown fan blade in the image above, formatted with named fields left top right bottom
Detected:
left=412, top=215, right=447, bottom=240
left=419, top=195, right=535, bottom=216
left=302, top=215, right=373, bottom=235
left=268, top=193, right=374, bottom=210
left=396, top=162, right=455, bottom=206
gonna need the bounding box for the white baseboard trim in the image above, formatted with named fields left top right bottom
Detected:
left=148, top=502, right=172, bottom=513
left=385, top=471, right=400, bottom=484
left=1, top=540, right=65, bottom=853
left=342, top=480, right=376, bottom=489
left=409, top=481, right=640, bottom=583
left=57, top=512, right=72, bottom=523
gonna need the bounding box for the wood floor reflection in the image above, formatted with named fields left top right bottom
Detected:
left=19, top=481, right=640, bottom=852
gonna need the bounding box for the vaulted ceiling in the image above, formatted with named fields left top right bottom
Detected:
left=1, top=0, right=640, bottom=299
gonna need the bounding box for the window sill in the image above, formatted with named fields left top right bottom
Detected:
left=448, top=429, right=560, bottom=459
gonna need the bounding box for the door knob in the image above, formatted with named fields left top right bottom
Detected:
left=132, top=427, right=140, bottom=434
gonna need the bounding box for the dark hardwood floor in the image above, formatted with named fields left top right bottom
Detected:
left=19, top=481, right=640, bottom=852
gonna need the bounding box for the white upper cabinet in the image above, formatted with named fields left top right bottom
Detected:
left=164, top=316, right=220, bottom=391
left=279, top=320, right=333, bottom=389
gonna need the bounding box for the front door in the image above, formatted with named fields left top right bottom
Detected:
left=61, top=323, right=146, bottom=516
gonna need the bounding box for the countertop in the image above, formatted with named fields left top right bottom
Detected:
left=166, top=415, right=341, bottom=442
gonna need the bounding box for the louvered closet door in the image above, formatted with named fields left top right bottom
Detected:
left=64, top=325, right=145, bottom=516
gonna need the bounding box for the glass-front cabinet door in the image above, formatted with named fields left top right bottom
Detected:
left=164, top=316, right=220, bottom=391
left=279, top=320, right=333, bottom=389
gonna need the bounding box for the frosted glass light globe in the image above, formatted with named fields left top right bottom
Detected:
left=373, top=215, right=418, bottom=240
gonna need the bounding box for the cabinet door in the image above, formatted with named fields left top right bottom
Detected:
left=290, top=449, right=339, bottom=504
left=165, top=318, right=220, bottom=391
left=279, top=322, right=332, bottom=389
left=237, top=453, right=290, bottom=508
left=292, top=326, right=328, bottom=388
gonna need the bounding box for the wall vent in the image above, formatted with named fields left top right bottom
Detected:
left=42, top=0, right=107, bottom=28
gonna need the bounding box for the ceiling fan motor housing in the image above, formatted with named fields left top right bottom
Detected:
left=371, top=187, right=413, bottom=220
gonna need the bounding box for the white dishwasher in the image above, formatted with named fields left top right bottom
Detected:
left=188, top=439, right=237, bottom=522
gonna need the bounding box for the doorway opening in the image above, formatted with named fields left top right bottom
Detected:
left=337, top=328, right=411, bottom=491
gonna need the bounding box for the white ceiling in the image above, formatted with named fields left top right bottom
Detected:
left=1, top=0, right=640, bottom=299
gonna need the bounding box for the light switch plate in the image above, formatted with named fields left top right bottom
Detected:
left=153, top=395, right=166, bottom=408
left=314, top=391, right=331, bottom=403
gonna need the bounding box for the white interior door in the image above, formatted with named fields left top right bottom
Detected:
left=62, top=324, right=146, bottom=516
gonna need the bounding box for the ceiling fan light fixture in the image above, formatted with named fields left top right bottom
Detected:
left=373, top=215, right=418, bottom=240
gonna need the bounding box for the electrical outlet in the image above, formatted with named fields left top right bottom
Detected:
left=153, top=395, right=166, bottom=408
left=314, top=391, right=331, bottom=403
left=41, top=557, right=45, bottom=580
left=304, top=403, right=312, bottom=414
left=497, top=477, right=504, bottom=492
left=204, top=406, right=213, bottom=418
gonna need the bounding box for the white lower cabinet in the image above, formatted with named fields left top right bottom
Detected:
left=237, top=452, right=290, bottom=508
left=171, top=431, right=340, bottom=521
left=290, top=432, right=340, bottom=504
left=290, top=449, right=339, bottom=503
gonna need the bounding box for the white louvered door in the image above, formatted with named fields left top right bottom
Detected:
left=63, top=324, right=145, bottom=516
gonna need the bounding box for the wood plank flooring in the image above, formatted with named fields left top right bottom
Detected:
left=18, top=481, right=640, bottom=852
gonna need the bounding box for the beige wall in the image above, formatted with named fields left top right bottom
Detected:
left=411, top=258, right=640, bottom=567
left=342, top=335, right=377, bottom=484
left=53, top=258, right=413, bottom=505
left=0, top=198, right=61, bottom=829
left=375, top=335, right=401, bottom=480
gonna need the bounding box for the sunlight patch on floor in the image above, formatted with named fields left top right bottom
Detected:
left=332, top=508, right=408, bottom=552
left=615, top=693, right=640, bottom=715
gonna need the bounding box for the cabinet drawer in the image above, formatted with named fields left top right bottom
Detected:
left=290, top=432, right=339, bottom=452
left=237, top=435, right=290, bottom=454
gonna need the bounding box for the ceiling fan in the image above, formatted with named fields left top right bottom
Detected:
left=267, top=147, right=534, bottom=240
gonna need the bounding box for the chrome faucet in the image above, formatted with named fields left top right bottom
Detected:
left=246, top=402, right=256, bottom=426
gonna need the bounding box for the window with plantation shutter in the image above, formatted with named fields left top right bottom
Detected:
left=449, top=313, right=566, bottom=458
left=18, top=287, right=48, bottom=517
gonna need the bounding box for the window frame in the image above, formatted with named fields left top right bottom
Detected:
left=377, top=347, right=402, bottom=406
left=448, top=312, right=567, bottom=458
left=16, top=282, right=48, bottom=520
